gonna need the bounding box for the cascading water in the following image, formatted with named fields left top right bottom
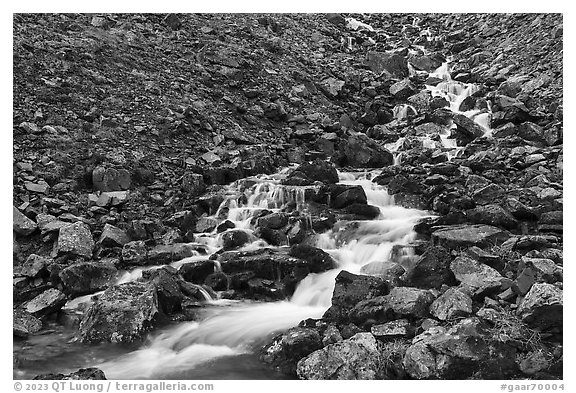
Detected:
left=23, top=170, right=429, bottom=380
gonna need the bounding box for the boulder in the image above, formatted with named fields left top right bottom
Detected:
left=319, top=77, right=345, bottom=98
left=121, top=240, right=148, bottom=266
left=178, top=260, right=216, bottom=284
left=261, top=327, right=323, bottom=376
left=429, top=287, right=473, bottom=320
left=404, top=246, right=455, bottom=289
left=98, top=223, right=130, bottom=247
left=20, top=254, right=52, bottom=278
left=256, top=212, right=289, bottom=230
left=56, top=222, right=95, bottom=259
left=518, top=122, right=545, bottom=144
left=92, top=166, right=131, bottom=192
left=390, top=79, right=417, bottom=100
left=147, top=243, right=196, bottom=265
left=332, top=185, right=368, bottom=209
left=34, top=368, right=106, bottom=380
left=371, top=319, right=414, bottom=340
left=384, top=287, right=436, bottom=318
left=13, top=309, right=42, bottom=338
left=297, top=332, right=383, bottom=379
left=142, top=266, right=204, bottom=314
left=466, top=204, right=518, bottom=229
left=13, top=206, right=37, bottom=236
left=25, top=288, right=67, bottom=318
left=517, top=283, right=562, bottom=331
left=78, top=281, right=159, bottom=343
left=222, top=229, right=251, bottom=250
left=450, top=255, right=505, bottom=296
left=453, top=113, right=485, bottom=141
left=59, top=261, right=117, bottom=296
left=288, top=244, right=335, bottom=272
left=182, top=172, right=205, bottom=196
left=431, top=224, right=509, bottom=249
left=293, top=159, right=339, bottom=184
left=365, top=52, right=409, bottom=78
left=338, top=133, right=393, bottom=168
left=323, top=270, right=388, bottom=322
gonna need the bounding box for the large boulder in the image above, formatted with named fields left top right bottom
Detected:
left=390, top=79, right=417, bottom=100
left=98, top=224, right=130, bottom=247
left=517, top=283, right=562, bottom=331
left=178, top=260, right=216, bottom=284
left=331, top=185, right=368, bottom=209
left=78, top=281, right=159, bottom=344
left=55, top=222, right=95, bottom=259
left=450, top=255, right=506, bottom=296
left=404, top=246, right=455, bottom=289
left=431, top=224, right=509, bottom=249
left=13, top=206, right=37, bottom=236
left=59, top=261, right=117, bottom=296
left=323, top=270, right=388, bottom=323
left=261, top=327, right=323, bottom=376
left=338, top=134, right=393, bottom=168
left=288, top=244, right=335, bottom=272
left=466, top=204, right=518, bottom=229
left=429, top=287, right=473, bottom=321
left=222, top=229, right=251, bottom=250
left=256, top=212, right=289, bottom=230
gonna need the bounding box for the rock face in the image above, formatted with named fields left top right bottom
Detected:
left=431, top=224, right=509, bottom=249
left=13, top=206, right=37, bottom=235
left=56, top=222, right=95, bottom=258
left=261, top=327, right=323, bottom=376
left=59, top=261, right=117, bottom=296
left=78, top=281, right=159, bottom=343
left=517, top=283, right=562, bottom=331
left=297, top=333, right=383, bottom=379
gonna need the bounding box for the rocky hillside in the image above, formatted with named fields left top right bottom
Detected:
left=13, top=13, right=562, bottom=380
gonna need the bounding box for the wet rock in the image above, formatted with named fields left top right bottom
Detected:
left=59, top=261, right=117, bottom=296
left=222, top=229, right=251, bottom=250
left=256, top=212, right=289, bottom=229
left=288, top=244, right=335, bottom=272
left=404, top=245, right=455, bottom=289
left=20, top=254, right=52, bottom=278
left=450, top=255, right=505, bottom=296
left=466, top=204, right=518, bottom=229
left=195, top=217, right=218, bottom=233
left=121, top=240, right=148, bottom=266
left=254, top=226, right=288, bottom=246
left=178, top=260, right=215, bottom=284
left=292, top=159, right=339, bottom=184
left=365, top=52, right=409, bottom=78
left=182, top=172, right=205, bottom=196
left=431, top=224, right=509, bottom=249
left=25, top=288, right=67, bottom=318
left=342, top=203, right=381, bottom=219
left=13, top=309, right=42, bottom=338
left=332, top=185, right=367, bottom=209
left=92, top=166, right=131, bottom=192
left=98, top=223, right=129, bottom=247
left=517, top=283, right=562, bottom=331
left=390, top=79, right=417, bottom=100
left=142, top=266, right=199, bottom=314
left=13, top=206, right=37, bottom=236
left=453, top=113, right=485, bottom=141
left=409, top=54, right=443, bottom=72
left=429, top=287, right=473, bottom=320
left=55, top=222, right=95, bottom=259
left=297, top=332, right=383, bottom=379
left=34, top=368, right=107, bottom=380
left=78, top=281, right=159, bottom=343
left=323, top=271, right=388, bottom=322
left=371, top=319, right=414, bottom=340
left=147, top=243, right=196, bottom=265
left=261, top=327, right=323, bottom=376
left=338, top=133, right=393, bottom=168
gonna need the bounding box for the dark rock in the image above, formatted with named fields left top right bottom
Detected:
left=222, top=229, right=251, bottom=250
left=34, top=368, right=107, bottom=380
left=518, top=122, right=545, bottom=144
left=517, top=283, right=562, bottom=331
left=163, top=13, right=182, bottom=30
left=92, top=166, right=131, bottom=192
left=147, top=243, right=196, bottom=265
left=292, top=159, right=339, bottom=184
left=342, top=203, right=381, bottom=219
left=297, top=332, right=383, bottom=379
left=13, top=206, right=37, bottom=236
left=404, top=245, right=455, bottom=289
left=288, top=244, right=335, bottom=272
left=121, top=240, right=148, bottom=266
left=98, top=223, right=130, bottom=247
left=59, top=261, right=117, bottom=296
left=25, top=288, right=67, bottom=318
left=261, top=327, right=322, bottom=376
left=429, top=287, right=473, bottom=320
left=466, top=204, right=518, bottom=229
left=323, top=271, right=388, bottom=322
left=20, top=254, right=52, bottom=278
left=390, top=79, right=417, bottom=100
left=450, top=255, right=505, bottom=296
left=256, top=212, right=289, bottom=229
left=182, top=173, right=206, bottom=196
left=431, top=224, right=509, bottom=249
left=332, top=186, right=367, bottom=209
left=365, top=52, right=409, bottom=78
left=178, top=260, right=215, bottom=284
left=254, top=226, right=288, bottom=246
left=78, top=281, right=159, bottom=343
left=14, top=309, right=42, bottom=338
left=453, top=114, right=485, bottom=141
left=338, top=134, right=393, bottom=168
left=56, top=222, right=95, bottom=259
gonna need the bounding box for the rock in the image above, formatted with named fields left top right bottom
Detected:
left=178, top=260, right=215, bottom=284
left=404, top=245, right=455, bottom=289
left=371, top=319, right=414, bottom=340
left=13, top=206, right=37, bottom=235
left=323, top=270, right=388, bottom=322
left=25, top=288, right=67, bottom=318
left=342, top=203, right=381, bottom=219
left=20, top=254, right=51, bottom=278
left=517, top=283, right=562, bottom=331
left=430, top=287, right=473, bottom=320
left=385, top=287, right=435, bottom=318
left=182, top=172, right=205, bottom=196
left=92, top=166, right=131, bottom=192
left=33, top=368, right=107, bottom=380
left=319, top=77, right=345, bottom=98
left=59, top=261, right=117, bottom=296
left=121, top=240, right=148, bottom=266
left=453, top=114, right=485, bottom=141
left=13, top=309, right=42, bottom=338
left=338, top=133, right=393, bottom=168
left=288, top=244, right=335, bottom=272
left=472, top=184, right=506, bottom=205
left=56, top=222, right=95, bottom=259
left=163, top=13, right=181, bottom=30
left=409, top=54, right=443, bottom=72
left=78, top=281, right=159, bottom=343
left=147, top=243, right=196, bottom=265
left=518, top=121, right=545, bottom=144
left=24, top=181, right=49, bottom=194
left=332, top=185, right=368, bottom=209
left=450, top=255, right=505, bottom=296
left=141, top=266, right=192, bottom=314
left=20, top=121, right=41, bottom=134
left=94, top=191, right=130, bottom=207
left=256, top=212, right=289, bottom=230
left=195, top=217, right=218, bottom=233
left=466, top=204, right=518, bottom=229
left=293, top=159, right=339, bottom=184
left=222, top=229, right=251, bottom=250
left=297, top=332, right=383, bottom=379
left=389, top=79, right=417, bottom=100
left=518, top=350, right=551, bottom=376
left=431, top=224, right=509, bottom=249
left=98, top=223, right=129, bottom=247
left=365, top=52, right=409, bottom=78
left=261, top=327, right=323, bottom=376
